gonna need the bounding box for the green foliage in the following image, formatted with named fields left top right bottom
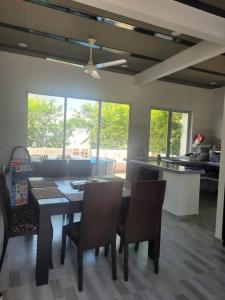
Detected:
left=101, top=102, right=129, bottom=149
left=170, top=112, right=183, bottom=156
left=28, top=96, right=129, bottom=150
left=150, top=110, right=168, bottom=155
left=149, top=109, right=183, bottom=156
left=68, top=102, right=129, bottom=149
left=27, top=96, right=64, bottom=148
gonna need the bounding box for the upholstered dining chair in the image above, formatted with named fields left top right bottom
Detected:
left=42, top=159, right=67, bottom=177
left=0, top=171, right=53, bottom=271
left=60, top=180, right=123, bottom=291
left=117, top=180, right=166, bottom=281
left=67, top=159, right=92, bottom=178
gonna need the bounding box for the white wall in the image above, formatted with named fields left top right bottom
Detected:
left=0, top=51, right=223, bottom=167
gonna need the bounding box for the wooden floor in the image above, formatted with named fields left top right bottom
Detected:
left=1, top=191, right=225, bottom=300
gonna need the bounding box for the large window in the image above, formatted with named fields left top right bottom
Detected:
left=27, top=94, right=130, bottom=177
left=149, top=108, right=191, bottom=157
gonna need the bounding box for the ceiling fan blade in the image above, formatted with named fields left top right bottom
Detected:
left=96, top=59, right=127, bottom=69
left=46, top=58, right=84, bottom=68
left=90, top=70, right=101, bottom=79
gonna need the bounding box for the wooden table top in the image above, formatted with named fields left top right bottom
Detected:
left=29, top=176, right=131, bottom=204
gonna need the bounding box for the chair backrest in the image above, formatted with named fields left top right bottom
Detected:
left=42, top=160, right=67, bottom=177
left=138, top=167, right=160, bottom=180
left=67, top=160, right=92, bottom=177
left=125, top=180, right=166, bottom=243
left=79, top=181, right=123, bottom=250
left=0, top=171, right=11, bottom=227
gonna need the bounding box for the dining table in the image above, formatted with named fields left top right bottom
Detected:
left=28, top=176, right=131, bottom=286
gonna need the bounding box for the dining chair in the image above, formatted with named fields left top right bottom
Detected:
left=117, top=180, right=166, bottom=281
left=138, top=166, right=160, bottom=180
left=42, top=159, right=67, bottom=177
left=0, top=170, right=53, bottom=271
left=67, top=159, right=92, bottom=178
left=60, top=180, right=123, bottom=291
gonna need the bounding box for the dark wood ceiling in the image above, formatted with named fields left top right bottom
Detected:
left=0, top=0, right=225, bottom=89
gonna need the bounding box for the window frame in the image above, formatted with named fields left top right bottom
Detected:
left=149, top=107, right=192, bottom=157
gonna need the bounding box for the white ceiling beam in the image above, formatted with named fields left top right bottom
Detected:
left=75, top=0, right=225, bottom=45
left=134, top=41, right=225, bottom=85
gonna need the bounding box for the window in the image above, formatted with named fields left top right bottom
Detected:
left=27, top=94, right=130, bottom=177
left=27, top=94, right=64, bottom=159
left=149, top=108, right=190, bottom=157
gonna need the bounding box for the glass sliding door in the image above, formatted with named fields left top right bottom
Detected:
left=149, top=108, right=190, bottom=157
left=99, top=102, right=130, bottom=178
left=27, top=93, right=64, bottom=160
left=65, top=98, right=99, bottom=171
left=170, top=111, right=189, bottom=156
left=149, top=109, right=169, bottom=157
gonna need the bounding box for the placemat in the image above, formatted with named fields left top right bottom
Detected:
left=32, top=187, right=63, bottom=200
left=30, top=180, right=57, bottom=189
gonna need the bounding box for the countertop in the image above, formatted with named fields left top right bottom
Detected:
left=130, top=159, right=205, bottom=174
left=162, top=158, right=220, bottom=168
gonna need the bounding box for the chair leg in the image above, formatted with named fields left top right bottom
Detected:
left=68, top=214, right=74, bottom=224
left=61, top=228, right=66, bottom=265
left=111, top=240, right=117, bottom=280
left=134, top=242, right=139, bottom=251
left=124, top=242, right=128, bottom=281
left=95, top=248, right=99, bottom=256
left=77, top=249, right=83, bottom=292
left=49, top=227, right=53, bottom=269
left=0, top=233, right=8, bottom=272
left=104, top=245, right=109, bottom=257
left=119, top=237, right=124, bottom=254
left=148, top=241, right=154, bottom=259
left=153, top=240, right=160, bottom=274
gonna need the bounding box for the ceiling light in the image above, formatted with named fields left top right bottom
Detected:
left=102, top=47, right=130, bottom=55
left=46, top=58, right=84, bottom=68
left=154, top=32, right=173, bottom=41
left=97, top=16, right=135, bottom=31
left=171, top=31, right=181, bottom=37
left=18, top=42, right=28, bottom=48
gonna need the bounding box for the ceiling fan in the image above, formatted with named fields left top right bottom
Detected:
left=83, top=38, right=127, bottom=79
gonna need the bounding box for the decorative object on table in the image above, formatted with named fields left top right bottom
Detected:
left=70, top=178, right=104, bottom=190
left=6, top=146, right=33, bottom=206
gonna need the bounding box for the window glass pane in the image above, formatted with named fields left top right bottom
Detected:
left=149, top=109, right=169, bottom=157
left=99, top=102, right=130, bottom=178
left=65, top=98, right=98, bottom=172
left=170, top=112, right=189, bottom=156
left=27, top=93, right=64, bottom=160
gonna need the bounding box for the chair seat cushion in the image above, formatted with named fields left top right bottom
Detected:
left=9, top=205, right=38, bottom=233
left=64, top=222, right=80, bottom=241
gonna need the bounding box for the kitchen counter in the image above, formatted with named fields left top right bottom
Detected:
left=130, top=159, right=204, bottom=217
left=130, top=159, right=205, bottom=175
left=162, top=158, right=219, bottom=168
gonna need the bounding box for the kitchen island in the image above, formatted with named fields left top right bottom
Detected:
left=130, top=160, right=205, bottom=217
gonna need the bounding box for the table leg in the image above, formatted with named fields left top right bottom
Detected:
left=36, top=211, right=52, bottom=285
